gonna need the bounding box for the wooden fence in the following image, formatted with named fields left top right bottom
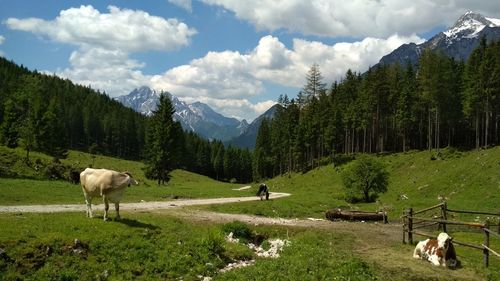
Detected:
left=401, top=202, right=500, bottom=267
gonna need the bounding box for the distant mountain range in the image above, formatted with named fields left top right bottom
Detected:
left=378, top=11, right=500, bottom=66
left=116, top=86, right=248, bottom=141
left=225, top=104, right=280, bottom=149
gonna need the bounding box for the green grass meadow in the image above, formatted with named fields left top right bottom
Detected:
left=205, top=147, right=500, bottom=221
left=0, top=212, right=380, bottom=281
left=0, top=146, right=247, bottom=206
left=0, top=145, right=499, bottom=280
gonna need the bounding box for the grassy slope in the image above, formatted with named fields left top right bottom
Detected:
left=202, top=147, right=500, bottom=280
left=0, top=212, right=380, bottom=281
left=0, top=147, right=245, bottom=205
left=0, top=146, right=499, bottom=280
left=206, top=147, right=500, bottom=220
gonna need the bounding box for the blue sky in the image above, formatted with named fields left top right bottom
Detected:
left=1, top=1, right=499, bottom=121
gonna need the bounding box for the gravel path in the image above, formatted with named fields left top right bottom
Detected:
left=0, top=192, right=291, bottom=213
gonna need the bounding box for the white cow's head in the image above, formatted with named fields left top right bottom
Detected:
left=437, top=232, right=452, bottom=249
left=123, top=172, right=139, bottom=186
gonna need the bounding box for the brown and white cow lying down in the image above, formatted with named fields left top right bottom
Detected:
left=413, top=232, right=457, bottom=267
left=80, top=168, right=138, bottom=221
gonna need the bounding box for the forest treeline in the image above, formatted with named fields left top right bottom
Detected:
left=1, top=39, right=498, bottom=183
left=253, top=38, right=499, bottom=180
left=0, top=57, right=252, bottom=183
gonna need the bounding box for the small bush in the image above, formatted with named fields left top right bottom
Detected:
left=341, top=155, right=389, bottom=203
left=222, top=221, right=253, bottom=242
left=44, top=158, right=67, bottom=180
left=201, top=231, right=225, bottom=258
left=224, top=242, right=254, bottom=261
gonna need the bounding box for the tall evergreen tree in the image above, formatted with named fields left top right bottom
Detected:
left=303, top=63, right=327, bottom=102
left=144, top=93, right=183, bottom=185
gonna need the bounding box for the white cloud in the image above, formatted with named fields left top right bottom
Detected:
left=152, top=50, right=261, bottom=99
left=57, top=47, right=151, bottom=96
left=5, top=5, right=196, bottom=97
left=182, top=96, right=276, bottom=120
left=168, top=0, right=193, bottom=12
left=151, top=34, right=422, bottom=120
left=3, top=3, right=432, bottom=121
left=201, top=0, right=500, bottom=37
left=6, top=5, right=196, bottom=52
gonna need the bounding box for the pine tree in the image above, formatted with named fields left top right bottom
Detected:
left=303, top=63, right=326, bottom=103
left=253, top=118, right=272, bottom=180
left=463, top=38, right=486, bottom=150
left=144, top=93, right=182, bottom=185
left=395, top=64, right=416, bottom=151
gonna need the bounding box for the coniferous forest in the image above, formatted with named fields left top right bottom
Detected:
left=0, top=57, right=252, bottom=183
left=253, top=39, right=500, bottom=180
left=0, top=39, right=498, bottom=183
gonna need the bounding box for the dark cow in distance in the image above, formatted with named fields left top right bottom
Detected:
left=256, top=183, right=269, bottom=200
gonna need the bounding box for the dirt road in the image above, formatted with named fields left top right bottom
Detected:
left=0, top=192, right=291, bottom=213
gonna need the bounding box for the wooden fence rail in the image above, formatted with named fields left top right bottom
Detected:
left=402, top=203, right=500, bottom=268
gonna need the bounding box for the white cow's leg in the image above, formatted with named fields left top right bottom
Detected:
left=84, top=195, right=93, bottom=218
left=103, top=197, right=109, bottom=221
left=115, top=202, right=121, bottom=220
left=429, top=255, right=441, bottom=266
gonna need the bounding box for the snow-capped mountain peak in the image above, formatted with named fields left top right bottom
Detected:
left=378, top=11, right=500, bottom=67
left=116, top=87, right=248, bottom=141
left=443, top=11, right=498, bottom=40
left=486, top=17, right=500, bottom=27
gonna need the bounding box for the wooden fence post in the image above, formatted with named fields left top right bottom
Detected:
left=441, top=202, right=447, bottom=233
left=484, top=221, right=490, bottom=268
left=409, top=208, right=413, bottom=244
left=403, top=209, right=407, bottom=244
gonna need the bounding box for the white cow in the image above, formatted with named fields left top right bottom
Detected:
left=413, top=232, right=457, bottom=267
left=80, top=168, right=138, bottom=221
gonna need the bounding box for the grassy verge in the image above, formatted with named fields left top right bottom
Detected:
left=0, top=212, right=380, bottom=281
left=1, top=211, right=495, bottom=280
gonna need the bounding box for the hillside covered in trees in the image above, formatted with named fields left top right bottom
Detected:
left=1, top=39, right=498, bottom=183
left=253, top=39, right=500, bottom=180
left=0, top=57, right=252, bottom=183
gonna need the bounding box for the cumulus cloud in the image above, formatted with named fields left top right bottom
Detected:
left=6, top=5, right=196, bottom=97
left=57, top=47, right=151, bottom=96
left=201, top=0, right=500, bottom=37
left=151, top=34, right=423, bottom=120
left=6, top=5, right=196, bottom=52
left=182, top=96, right=276, bottom=120
left=3, top=3, right=430, bottom=121
left=152, top=34, right=423, bottom=92
left=168, top=0, right=193, bottom=12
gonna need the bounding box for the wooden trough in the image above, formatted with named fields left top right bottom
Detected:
left=325, top=208, right=388, bottom=223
